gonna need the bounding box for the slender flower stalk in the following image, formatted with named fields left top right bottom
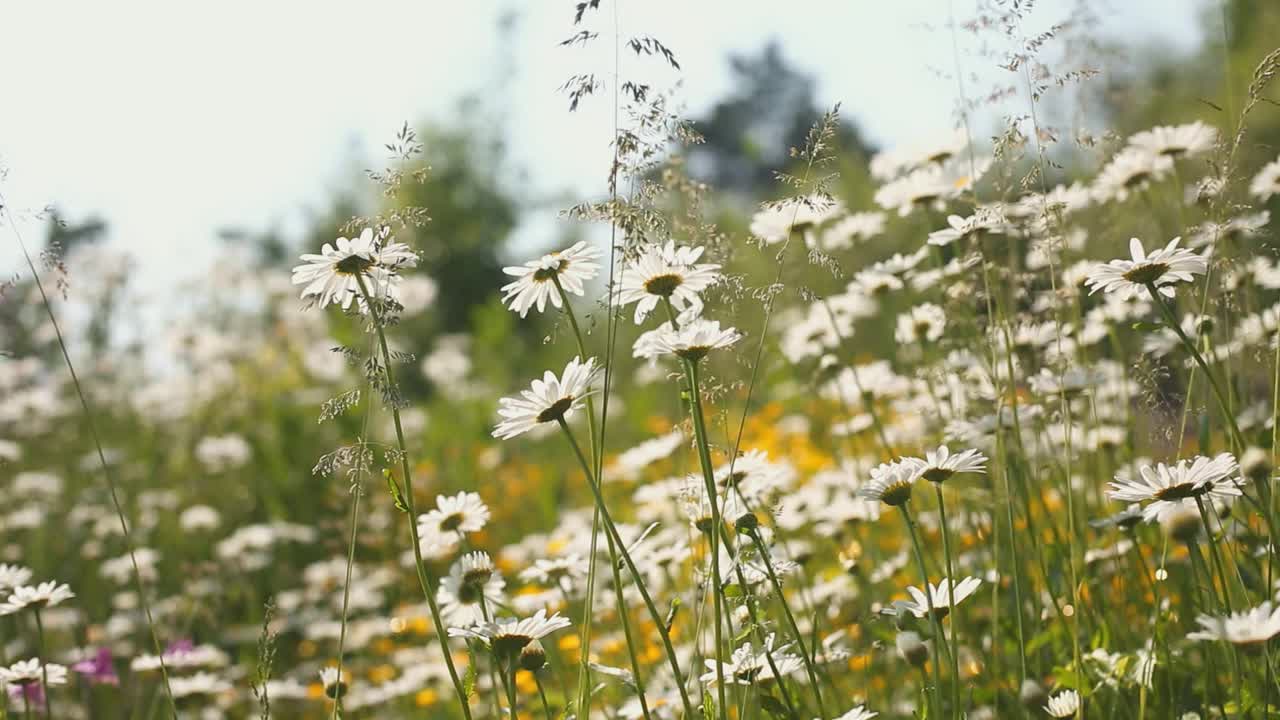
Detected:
left=1144, top=282, right=1245, bottom=451
left=555, top=417, right=697, bottom=718
left=33, top=609, right=50, bottom=718
left=898, top=504, right=947, bottom=719
left=932, top=485, right=962, bottom=717
left=683, top=358, right=730, bottom=720
left=354, top=276, right=473, bottom=720
left=744, top=527, right=828, bottom=719
left=1, top=201, right=178, bottom=718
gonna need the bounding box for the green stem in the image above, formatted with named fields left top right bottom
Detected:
left=684, top=359, right=730, bottom=720
left=33, top=610, right=50, bottom=718
left=1146, top=283, right=1244, bottom=452
left=933, top=484, right=963, bottom=717
left=535, top=674, right=554, bottom=720
left=555, top=418, right=697, bottom=719
left=900, top=504, right=946, bottom=719
left=747, top=531, right=827, bottom=719
left=355, top=275, right=473, bottom=720
left=551, top=274, right=632, bottom=720
left=2, top=201, right=178, bottom=718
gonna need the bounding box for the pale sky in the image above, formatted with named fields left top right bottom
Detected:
left=0, top=1, right=1207, bottom=299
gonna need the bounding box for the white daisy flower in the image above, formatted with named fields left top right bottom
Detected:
left=830, top=706, right=878, bottom=720
left=0, top=658, right=68, bottom=687
left=633, top=318, right=743, bottom=361
left=1084, top=237, right=1207, bottom=298
left=0, top=564, right=33, bottom=592
left=1092, top=148, right=1173, bottom=203
left=898, top=576, right=983, bottom=619
left=858, top=459, right=923, bottom=507
left=1106, top=453, right=1242, bottom=523
left=926, top=210, right=1011, bottom=247
left=817, top=212, right=887, bottom=250
left=1044, top=689, right=1079, bottom=718
left=499, top=241, right=601, bottom=318
left=0, top=581, right=75, bottom=615
left=438, top=551, right=506, bottom=626
left=874, top=157, right=990, bottom=217
left=1187, top=602, right=1280, bottom=648
left=447, top=609, right=573, bottom=658
left=417, top=492, right=490, bottom=543
left=1128, top=121, right=1217, bottom=158
left=291, top=226, right=418, bottom=311
left=615, top=241, right=722, bottom=324
left=894, top=303, right=947, bottom=344
left=169, top=672, right=232, bottom=698
left=914, top=445, right=988, bottom=483
left=700, top=634, right=803, bottom=687
left=318, top=666, right=350, bottom=699
left=750, top=196, right=842, bottom=245
left=1250, top=155, right=1280, bottom=201
left=492, top=357, right=600, bottom=439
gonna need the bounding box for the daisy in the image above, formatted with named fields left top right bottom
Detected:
left=898, top=576, right=983, bottom=619
left=319, top=666, right=350, bottom=699
left=926, top=210, right=1011, bottom=247
left=1248, top=155, right=1280, bottom=201
left=750, top=195, right=842, bottom=245
left=615, top=241, right=722, bottom=324
left=894, top=303, right=947, bottom=345
left=291, top=226, right=418, bottom=311
left=858, top=459, right=923, bottom=507
left=1088, top=504, right=1144, bottom=531
left=169, top=672, right=232, bottom=698
left=0, top=581, right=74, bottom=615
left=1107, top=453, right=1242, bottom=522
left=499, top=241, right=601, bottom=318
left=830, top=706, right=878, bottom=720
left=0, top=658, right=68, bottom=687
left=493, top=356, right=600, bottom=439
left=0, top=565, right=32, bottom=592
left=418, top=492, right=490, bottom=543
left=914, top=446, right=988, bottom=483
left=1187, top=602, right=1280, bottom=649
left=1128, top=121, right=1217, bottom=158
left=700, top=635, right=803, bottom=687
left=1044, top=689, right=1079, bottom=718
left=1084, top=237, right=1207, bottom=298
left=447, top=609, right=573, bottom=659
left=875, top=157, right=988, bottom=217
left=817, top=212, right=887, bottom=250
left=633, top=318, right=743, bottom=361
left=611, top=430, right=684, bottom=479
left=1092, top=148, right=1173, bottom=203
left=519, top=555, right=590, bottom=593
left=438, top=551, right=506, bottom=625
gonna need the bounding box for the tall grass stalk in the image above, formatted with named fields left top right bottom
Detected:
left=2, top=202, right=179, bottom=718
left=354, top=276, right=473, bottom=720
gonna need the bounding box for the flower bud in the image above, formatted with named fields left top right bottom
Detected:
left=896, top=631, right=929, bottom=667
left=734, top=512, right=760, bottom=534
left=519, top=639, right=547, bottom=672
left=1019, top=679, right=1047, bottom=709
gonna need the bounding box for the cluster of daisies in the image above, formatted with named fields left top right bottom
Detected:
left=5, top=99, right=1280, bottom=720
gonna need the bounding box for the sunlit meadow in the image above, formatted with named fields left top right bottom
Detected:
left=3, top=2, right=1280, bottom=719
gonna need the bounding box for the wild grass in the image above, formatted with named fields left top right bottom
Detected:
left=2, top=2, right=1280, bottom=719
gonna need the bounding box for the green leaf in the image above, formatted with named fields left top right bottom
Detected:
left=759, top=694, right=795, bottom=719
left=384, top=469, right=409, bottom=513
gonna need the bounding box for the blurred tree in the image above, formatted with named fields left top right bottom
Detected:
left=1097, top=0, right=1280, bottom=169
left=0, top=211, right=107, bottom=359
left=686, top=42, right=875, bottom=197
